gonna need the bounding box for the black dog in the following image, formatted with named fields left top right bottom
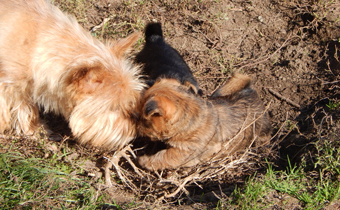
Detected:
left=135, top=23, right=202, bottom=95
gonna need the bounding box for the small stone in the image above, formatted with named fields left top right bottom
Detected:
left=258, top=16, right=264, bottom=22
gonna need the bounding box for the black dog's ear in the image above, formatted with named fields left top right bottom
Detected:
left=144, top=100, right=163, bottom=117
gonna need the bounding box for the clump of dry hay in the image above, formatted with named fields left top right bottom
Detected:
left=103, top=103, right=278, bottom=201
left=103, top=144, right=275, bottom=202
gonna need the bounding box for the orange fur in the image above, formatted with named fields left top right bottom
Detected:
left=0, top=0, right=145, bottom=150
left=211, top=73, right=252, bottom=97
left=138, top=75, right=271, bottom=171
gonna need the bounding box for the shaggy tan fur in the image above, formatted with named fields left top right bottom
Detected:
left=0, top=0, right=145, bottom=150
left=138, top=74, right=271, bottom=171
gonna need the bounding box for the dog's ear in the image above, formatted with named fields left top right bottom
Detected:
left=111, top=32, right=141, bottom=58
left=73, top=66, right=106, bottom=94
left=144, top=100, right=163, bottom=117
left=144, top=96, right=176, bottom=118
left=183, top=81, right=202, bottom=95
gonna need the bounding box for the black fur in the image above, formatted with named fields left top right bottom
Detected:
left=136, top=23, right=202, bottom=95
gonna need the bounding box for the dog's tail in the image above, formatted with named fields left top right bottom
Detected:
left=145, top=22, right=164, bottom=43
left=210, top=73, right=252, bottom=97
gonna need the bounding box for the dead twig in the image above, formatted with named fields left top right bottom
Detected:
left=267, top=88, right=300, bottom=108
left=90, top=17, right=112, bottom=33
left=318, top=79, right=340, bottom=85
left=164, top=173, right=199, bottom=198
left=103, top=144, right=140, bottom=190
left=236, top=34, right=296, bottom=69
left=0, top=134, right=18, bottom=140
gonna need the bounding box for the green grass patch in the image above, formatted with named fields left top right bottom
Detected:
left=326, top=100, right=340, bottom=111
left=221, top=138, right=340, bottom=210
left=52, top=0, right=92, bottom=24
left=0, top=144, right=107, bottom=209
left=227, top=174, right=270, bottom=210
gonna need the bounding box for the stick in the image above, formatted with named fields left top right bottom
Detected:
left=164, top=174, right=197, bottom=198
left=90, top=17, right=112, bottom=33
left=267, top=88, right=300, bottom=108
left=103, top=145, right=138, bottom=190
left=237, top=34, right=296, bottom=69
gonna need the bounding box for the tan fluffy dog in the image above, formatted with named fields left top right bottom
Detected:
left=138, top=74, right=271, bottom=171
left=0, top=0, right=145, bottom=150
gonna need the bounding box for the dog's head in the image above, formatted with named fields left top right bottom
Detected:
left=64, top=32, right=145, bottom=150
left=65, top=32, right=143, bottom=110
left=138, top=79, right=203, bottom=141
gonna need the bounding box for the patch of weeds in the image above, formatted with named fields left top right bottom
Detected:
left=227, top=173, right=270, bottom=210
left=214, top=52, right=238, bottom=74
left=313, top=175, right=340, bottom=206
left=266, top=153, right=339, bottom=209
left=0, top=145, right=104, bottom=209
left=125, top=196, right=142, bottom=209
left=112, top=199, right=124, bottom=210
left=314, top=140, right=340, bottom=176
left=222, top=140, right=340, bottom=209
left=0, top=151, right=62, bottom=208
left=53, top=0, right=91, bottom=23
left=286, top=120, right=297, bottom=130
left=265, top=158, right=309, bottom=200
left=326, top=99, right=340, bottom=111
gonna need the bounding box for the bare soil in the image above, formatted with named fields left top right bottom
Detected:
left=2, top=0, right=340, bottom=209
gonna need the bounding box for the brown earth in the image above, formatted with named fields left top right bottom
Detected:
left=2, top=0, right=340, bottom=209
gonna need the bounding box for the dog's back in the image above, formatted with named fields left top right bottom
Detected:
left=211, top=74, right=271, bottom=151
left=136, top=23, right=201, bottom=95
